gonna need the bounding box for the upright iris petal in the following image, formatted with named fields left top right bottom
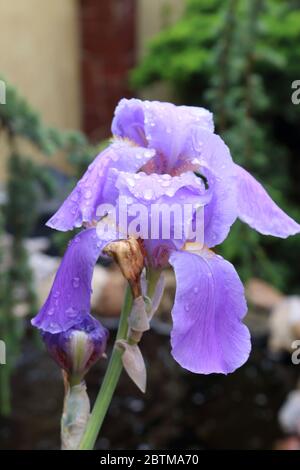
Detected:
left=185, top=128, right=238, bottom=247
left=112, top=98, right=214, bottom=172
left=169, top=250, right=251, bottom=374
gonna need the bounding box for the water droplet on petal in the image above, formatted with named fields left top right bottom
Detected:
left=144, top=189, right=153, bottom=200
left=165, top=188, right=175, bottom=197
left=66, top=307, right=77, bottom=318
left=84, top=189, right=92, bottom=199
left=48, top=308, right=55, bottom=316
left=144, top=149, right=154, bottom=158
left=71, top=193, right=79, bottom=202
left=184, top=303, right=190, bottom=312
left=72, top=277, right=80, bottom=288
left=193, top=287, right=199, bottom=294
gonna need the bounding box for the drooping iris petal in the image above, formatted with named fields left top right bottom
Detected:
left=235, top=164, right=300, bottom=238
left=31, top=227, right=116, bottom=334
left=47, top=141, right=155, bottom=231
left=114, top=170, right=211, bottom=267
left=112, top=98, right=214, bottom=171
left=185, top=128, right=238, bottom=247
left=169, top=250, right=251, bottom=374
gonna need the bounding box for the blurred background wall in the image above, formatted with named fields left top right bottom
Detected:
left=0, top=0, right=81, bottom=178
left=0, top=0, right=183, bottom=180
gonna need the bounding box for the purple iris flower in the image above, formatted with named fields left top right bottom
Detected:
left=32, top=99, right=300, bottom=375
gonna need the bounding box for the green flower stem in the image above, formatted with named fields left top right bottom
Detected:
left=78, top=285, right=133, bottom=450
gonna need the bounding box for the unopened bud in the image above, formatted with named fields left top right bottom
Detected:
left=116, top=340, right=146, bottom=393
left=42, top=315, right=108, bottom=384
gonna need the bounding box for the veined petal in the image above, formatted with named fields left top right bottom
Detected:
left=112, top=98, right=214, bottom=171
left=47, top=141, right=155, bottom=231
left=114, top=170, right=211, bottom=267
left=169, top=250, right=251, bottom=374
left=115, top=170, right=208, bottom=202
left=185, top=128, right=238, bottom=247
left=31, top=227, right=117, bottom=334
left=235, top=164, right=300, bottom=238
left=203, top=166, right=237, bottom=247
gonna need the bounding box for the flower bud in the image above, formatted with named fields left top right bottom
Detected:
left=42, top=315, right=108, bottom=383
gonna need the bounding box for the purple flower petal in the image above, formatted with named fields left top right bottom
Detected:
left=47, top=141, right=155, bottom=231
left=114, top=171, right=211, bottom=267
left=203, top=166, right=237, bottom=247
left=185, top=128, right=238, bottom=246
left=115, top=170, right=208, bottom=202
left=235, top=164, right=300, bottom=238
left=112, top=98, right=214, bottom=171
left=169, top=250, right=251, bottom=374
left=31, top=227, right=116, bottom=334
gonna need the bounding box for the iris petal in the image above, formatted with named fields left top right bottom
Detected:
left=112, top=98, right=214, bottom=171
left=169, top=250, right=251, bottom=374
left=31, top=227, right=116, bottom=333
left=114, top=170, right=211, bottom=267
left=47, top=141, right=155, bottom=231
left=185, top=128, right=238, bottom=247
left=235, top=164, right=300, bottom=238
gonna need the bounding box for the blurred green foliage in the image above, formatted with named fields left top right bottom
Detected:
left=132, top=0, right=300, bottom=293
